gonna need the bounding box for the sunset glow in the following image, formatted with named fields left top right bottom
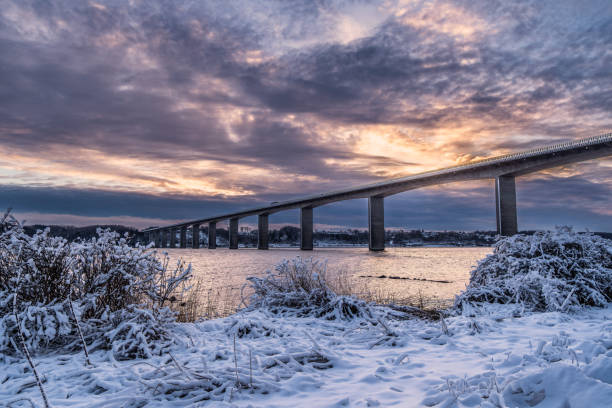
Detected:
left=0, top=0, right=610, bottom=230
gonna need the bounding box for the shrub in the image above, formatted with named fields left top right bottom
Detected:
left=246, top=257, right=371, bottom=319
left=455, top=227, right=612, bottom=312
left=0, top=210, right=191, bottom=358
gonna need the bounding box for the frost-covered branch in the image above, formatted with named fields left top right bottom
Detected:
left=13, top=270, right=51, bottom=408
left=1, top=215, right=192, bottom=359
left=456, top=227, right=612, bottom=312
left=246, top=257, right=371, bottom=320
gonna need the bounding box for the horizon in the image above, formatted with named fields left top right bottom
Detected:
left=19, top=220, right=611, bottom=235
left=1, top=0, right=611, bottom=231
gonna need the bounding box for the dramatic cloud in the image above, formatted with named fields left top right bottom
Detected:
left=0, top=0, right=610, bottom=230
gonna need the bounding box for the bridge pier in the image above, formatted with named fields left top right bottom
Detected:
left=495, top=175, right=518, bottom=236
left=229, top=218, right=239, bottom=249
left=192, top=224, right=200, bottom=248
left=169, top=228, right=176, bottom=248
left=160, top=229, right=167, bottom=248
left=368, top=196, right=385, bottom=251
left=208, top=222, right=216, bottom=249
left=301, top=207, right=313, bottom=250
left=180, top=227, right=187, bottom=248
left=258, top=214, right=269, bottom=250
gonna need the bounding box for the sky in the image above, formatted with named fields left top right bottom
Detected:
left=0, top=0, right=611, bottom=231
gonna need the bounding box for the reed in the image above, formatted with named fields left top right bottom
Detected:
left=172, top=267, right=448, bottom=322
left=172, top=280, right=243, bottom=322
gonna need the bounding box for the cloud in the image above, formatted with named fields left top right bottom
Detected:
left=0, top=0, right=610, bottom=230
left=2, top=175, right=610, bottom=232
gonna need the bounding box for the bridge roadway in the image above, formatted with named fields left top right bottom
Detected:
left=143, top=133, right=612, bottom=251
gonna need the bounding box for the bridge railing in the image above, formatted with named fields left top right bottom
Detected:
left=387, top=132, right=612, bottom=183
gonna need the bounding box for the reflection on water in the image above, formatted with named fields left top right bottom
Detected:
left=164, top=247, right=491, bottom=310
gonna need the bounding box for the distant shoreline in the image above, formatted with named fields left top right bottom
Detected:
left=174, top=243, right=494, bottom=249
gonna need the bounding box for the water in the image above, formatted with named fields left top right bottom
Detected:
left=165, top=247, right=491, bottom=312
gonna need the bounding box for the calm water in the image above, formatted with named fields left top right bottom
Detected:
left=164, top=247, right=491, bottom=310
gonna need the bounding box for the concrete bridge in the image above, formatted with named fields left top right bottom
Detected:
left=143, top=133, right=612, bottom=251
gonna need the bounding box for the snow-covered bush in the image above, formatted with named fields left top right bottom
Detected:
left=246, top=258, right=371, bottom=319
left=456, top=227, right=612, bottom=312
left=104, top=306, right=177, bottom=360
left=0, top=211, right=191, bottom=358
left=0, top=220, right=73, bottom=303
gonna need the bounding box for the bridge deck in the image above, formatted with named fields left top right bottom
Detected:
left=144, top=133, right=612, bottom=232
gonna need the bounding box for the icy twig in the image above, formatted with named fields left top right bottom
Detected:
left=233, top=334, right=239, bottom=387
left=439, top=314, right=450, bottom=336
left=130, top=361, right=169, bottom=376
left=569, top=349, right=579, bottom=367
left=249, top=347, right=253, bottom=390
left=559, top=288, right=576, bottom=312
left=303, top=330, right=322, bottom=350
left=12, top=270, right=51, bottom=408
left=7, top=397, right=36, bottom=408
left=0, top=207, right=11, bottom=224
left=168, top=352, right=192, bottom=380
left=68, top=288, right=91, bottom=366
left=394, top=352, right=410, bottom=365
left=376, top=317, right=397, bottom=337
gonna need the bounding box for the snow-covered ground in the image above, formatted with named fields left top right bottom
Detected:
left=3, top=303, right=611, bottom=407
left=3, top=227, right=611, bottom=407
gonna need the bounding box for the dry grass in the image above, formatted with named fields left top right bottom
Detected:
left=174, top=268, right=449, bottom=322
left=172, top=279, right=244, bottom=322
left=358, top=288, right=453, bottom=310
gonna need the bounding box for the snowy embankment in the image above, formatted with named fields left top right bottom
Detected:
left=2, top=226, right=612, bottom=407
left=3, top=304, right=611, bottom=407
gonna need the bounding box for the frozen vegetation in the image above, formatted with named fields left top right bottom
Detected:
left=1, top=214, right=611, bottom=407
left=456, top=227, right=612, bottom=312
left=0, top=211, right=192, bottom=360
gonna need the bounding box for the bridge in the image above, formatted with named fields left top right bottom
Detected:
left=143, top=133, right=612, bottom=251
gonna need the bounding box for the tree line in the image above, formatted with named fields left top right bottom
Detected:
left=23, top=224, right=612, bottom=247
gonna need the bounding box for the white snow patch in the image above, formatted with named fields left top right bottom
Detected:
left=3, top=304, right=611, bottom=407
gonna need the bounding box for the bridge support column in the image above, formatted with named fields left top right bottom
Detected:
left=154, top=231, right=161, bottom=248
left=180, top=227, right=187, bottom=248
left=192, top=224, right=200, bottom=248
left=208, top=222, right=216, bottom=249
left=169, top=228, right=176, bottom=248
left=258, top=214, right=269, bottom=250
left=229, top=218, right=239, bottom=249
left=495, top=175, right=518, bottom=236
left=144, top=232, right=150, bottom=246
left=160, top=230, right=167, bottom=248
left=300, top=207, right=313, bottom=250
left=369, top=196, right=385, bottom=251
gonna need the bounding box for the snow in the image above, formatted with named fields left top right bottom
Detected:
left=456, top=227, right=612, bottom=312
left=2, top=303, right=611, bottom=407
left=3, top=225, right=612, bottom=407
